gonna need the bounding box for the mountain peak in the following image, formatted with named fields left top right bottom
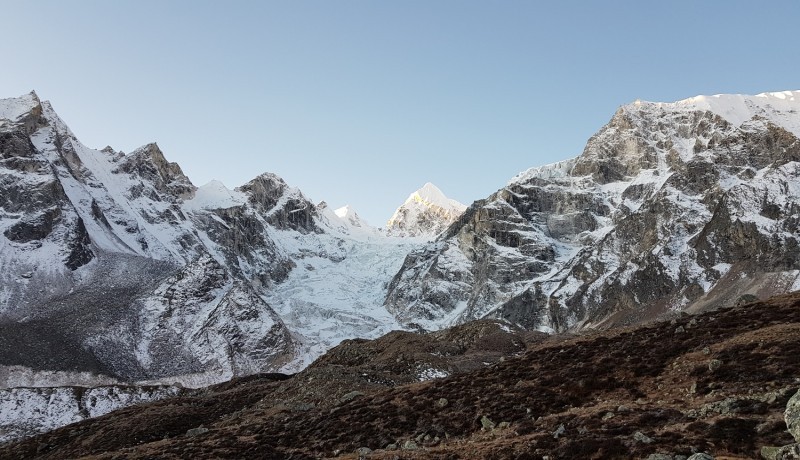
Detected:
left=334, top=204, right=368, bottom=228
left=0, top=91, right=43, bottom=133
left=408, top=182, right=445, bottom=203
left=334, top=204, right=356, bottom=218
left=623, top=90, right=800, bottom=137
left=387, top=183, right=466, bottom=238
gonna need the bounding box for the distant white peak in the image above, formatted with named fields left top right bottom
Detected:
left=184, top=180, right=246, bottom=211
left=386, top=183, right=466, bottom=237
left=627, top=90, right=800, bottom=137
left=404, top=182, right=466, bottom=211
left=334, top=205, right=367, bottom=227
left=334, top=205, right=354, bottom=218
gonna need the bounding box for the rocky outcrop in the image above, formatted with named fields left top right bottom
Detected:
left=385, top=91, right=800, bottom=332
left=238, top=173, right=317, bottom=232
left=757, top=389, right=800, bottom=459
left=785, top=390, right=800, bottom=443
left=116, top=143, right=195, bottom=200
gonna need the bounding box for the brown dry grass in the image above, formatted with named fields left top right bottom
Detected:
left=3, top=294, right=800, bottom=459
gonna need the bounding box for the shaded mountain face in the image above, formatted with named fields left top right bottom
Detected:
left=385, top=91, right=800, bottom=332
left=386, top=182, right=467, bottom=237
left=4, top=292, right=799, bottom=459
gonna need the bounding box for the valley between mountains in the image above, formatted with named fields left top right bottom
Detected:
left=2, top=89, right=800, bottom=457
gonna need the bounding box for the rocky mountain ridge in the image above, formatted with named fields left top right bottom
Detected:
left=385, top=90, right=800, bottom=332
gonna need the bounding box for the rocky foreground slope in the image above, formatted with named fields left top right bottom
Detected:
left=386, top=91, right=800, bottom=332
left=3, top=292, right=800, bottom=459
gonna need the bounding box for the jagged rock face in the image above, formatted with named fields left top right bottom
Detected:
left=237, top=173, right=317, bottom=233
left=116, top=143, right=195, bottom=200
left=386, top=182, right=467, bottom=237
left=786, top=389, right=800, bottom=443
left=115, top=256, right=299, bottom=382
left=386, top=91, right=800, bottom=332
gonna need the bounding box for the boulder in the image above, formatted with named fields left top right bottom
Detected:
left=786, top=389, right=800, bottom=442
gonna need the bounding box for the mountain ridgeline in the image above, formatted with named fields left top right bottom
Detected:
left=0, top=91, right=467, bottom=389
left=386, top=91, right=800, bottom=332
left=1, top=90, right=800, bottom=442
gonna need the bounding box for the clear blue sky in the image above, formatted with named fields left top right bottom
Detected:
left=2, top=1, right=798, bottom=225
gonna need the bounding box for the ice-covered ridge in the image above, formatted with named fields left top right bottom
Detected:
left=184, top=180, right=246, bottom=210
left=630, top=90, right=800, bottom=137
left=509, top=158, right=578, bottom=186
left=0, top=91, right=39, bottom=125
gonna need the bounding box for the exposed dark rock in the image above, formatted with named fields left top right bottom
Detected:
left=116, top=143, right=195, bottom=200
left=3, top=207, right=61, bottom=243
left=64, top=217, right=94, bottom=270
left=238, top=173, right=316, bottom=233
left=686, top=454, right=713, bottom=460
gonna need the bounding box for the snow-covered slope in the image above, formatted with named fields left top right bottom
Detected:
left=386, top=182, right=467, bottom=237
left=0, top=92, right=431, bottom=387
left=0, top=384, right=181, bottom=443
left=386, top=90, right=800, bottom=331
left=0, top=91, right=444, bottom=442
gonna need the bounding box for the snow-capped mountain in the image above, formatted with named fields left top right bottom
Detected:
left=9, top=87, right=800, bottom=443
left=386, top=182, right=467, bottom=237
left=0, top=91, right=436, bottom=391
left=386, top=91, right=800, bottom=332
left=334, top=204, right=368, bottom=228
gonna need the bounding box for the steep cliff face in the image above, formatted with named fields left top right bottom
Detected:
left=385, top=91, right=800, bottom=332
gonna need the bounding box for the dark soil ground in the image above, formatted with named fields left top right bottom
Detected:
left=3, top=293, right=800, bottom=459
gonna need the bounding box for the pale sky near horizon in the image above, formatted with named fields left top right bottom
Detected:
left=2, top=1, right=798, bottom=225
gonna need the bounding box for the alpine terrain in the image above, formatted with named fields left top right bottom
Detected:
left=0, top=92, right=464, bottom=441
left=3, top=88, right=800, bottom=450
left=3, top=291, right=800, bottom=459
left=386, top=91, right=800, bottom=332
